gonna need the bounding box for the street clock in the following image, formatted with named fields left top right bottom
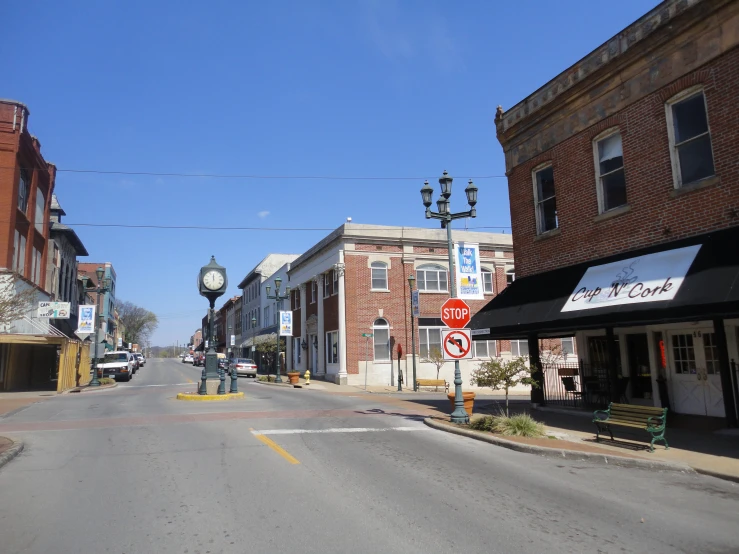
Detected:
left=198, top=256, right=227, bottom=304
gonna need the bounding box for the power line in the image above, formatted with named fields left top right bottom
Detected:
left=8, top=166, right=507, bottom=181
left=65, top=222, right=512, bottom=231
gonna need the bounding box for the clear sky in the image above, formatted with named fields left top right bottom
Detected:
left=2, top=0, right=659, bottom=346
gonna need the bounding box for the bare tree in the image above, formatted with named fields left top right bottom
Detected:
left=254, top=334, right=286, bottom=374
left=116, top=300, right=159, bottom=345
left=0, top=275, right=38, bottom=330
left=423, top=347, right=446, bottom=381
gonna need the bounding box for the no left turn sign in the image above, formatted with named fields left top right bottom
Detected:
left=442, top=329, right=472, bottom=360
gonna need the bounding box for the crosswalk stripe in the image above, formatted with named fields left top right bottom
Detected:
left=251, top=426, right=428, bottom=436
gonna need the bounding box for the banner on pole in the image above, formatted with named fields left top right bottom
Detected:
left=77, top=305, right=96, bottom=333
left=454, top=242, right=484, bottom=300
left=411, top=289, right=420, bottom=318
left=279, top=311, right=293, bottom=336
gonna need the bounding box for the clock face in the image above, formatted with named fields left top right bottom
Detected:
left=202, top=270, right=224, bottom=291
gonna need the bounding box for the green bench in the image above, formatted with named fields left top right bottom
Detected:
left=415, top=379, right=449, bottom=393
left=593, top=403, right=668, bottom=452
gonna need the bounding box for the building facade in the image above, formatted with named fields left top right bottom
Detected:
left=471, top=0, right=739, bottom=426
left=236, top=254, right=299, bottom=360
left=47, top=195, right=88, bottom=337
left=285, top=223, right=516, bottom=387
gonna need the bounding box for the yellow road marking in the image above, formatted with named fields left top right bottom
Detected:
left=250, top=428, right=300, bottom=465
left=186, top=378, right=194, bottom=383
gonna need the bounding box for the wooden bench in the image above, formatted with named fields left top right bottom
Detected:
left=415, top=379, right=449, bottom=393
left=593, top=403, right=668, bottom=452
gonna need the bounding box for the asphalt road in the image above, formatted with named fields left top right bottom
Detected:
left=0, top=358, right=737, bottom=554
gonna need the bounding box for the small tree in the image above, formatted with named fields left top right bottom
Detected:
left=254, top=334, right=286, bottom=374
left=422, top=346, right=446, bottom=381
left=470, top=357, right=539, bottom=416
left=0, top=275, right=37, bottom=330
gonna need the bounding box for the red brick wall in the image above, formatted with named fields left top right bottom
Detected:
left=343, top=253, right=507, bottom=375
left=507, top=49, right=739, bottom=278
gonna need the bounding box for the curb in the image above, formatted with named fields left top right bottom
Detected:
left=255, top=380, right=309, bottom=389
left=423, top=417, right=696, bottom=474
left=176, top=392, right=245, bottom=401
left=0, top=439, right=24, bottom=471
left=65, top=382, right=118, bottom=394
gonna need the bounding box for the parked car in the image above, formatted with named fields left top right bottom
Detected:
left=217, top=353, right=229, bottom=372
left=231, top=358, right=258, bottom=378
left=193, top=353, right=204, bottom=366
left=135, top=353, right=145, bottom=367
left=97, top=351, right=135, bottom=381
left=183, top=354, right=194, bottom=363
left=130, top=355, right=140, bottom=373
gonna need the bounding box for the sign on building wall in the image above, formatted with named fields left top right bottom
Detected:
left=561, top=244, right=701, bottom=312
left=118, top=337, right=123, bottom=348
left=279, top=311, right=293, bottom=336
left=454, top=242, right=484, bottom=300
left=38, top=301, right=71, bottom=319
left=78, top=305, right=96, bottom=333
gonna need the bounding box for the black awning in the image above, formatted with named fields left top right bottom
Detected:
left=469, top=226, right=739, bottom=339
left=194, top=342, right=205, bottom=352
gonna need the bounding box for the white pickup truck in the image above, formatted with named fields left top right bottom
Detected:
left=97, top=351, right=135, bottom=382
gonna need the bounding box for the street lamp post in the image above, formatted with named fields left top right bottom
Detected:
left=251, top=316, right=257, bottom=369
left=420, top=170, right=478, bottom=424
left=82, top=267, right=112, bottom=387
left=265, top=277, right=290, bottom=383
left=408, top=274, right=418, bottom=392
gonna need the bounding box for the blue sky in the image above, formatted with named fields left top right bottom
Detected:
left=1, top=0, right=659, bottom=346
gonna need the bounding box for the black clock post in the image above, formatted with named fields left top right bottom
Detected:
left=198, top=256, right=228, bottom=395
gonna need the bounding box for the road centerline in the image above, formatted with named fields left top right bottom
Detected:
left=250, top=427, right=300, bottom=465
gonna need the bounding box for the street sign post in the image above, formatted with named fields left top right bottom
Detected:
left=440, top=298, right=471, bottom=329
left=442, top=329, right=472, bottom=360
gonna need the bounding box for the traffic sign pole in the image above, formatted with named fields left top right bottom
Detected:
left=445, top=220, right=469, bottom=424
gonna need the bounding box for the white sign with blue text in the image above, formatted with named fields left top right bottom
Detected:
left=78, top=305, right=96, bottom=333
left=454, top=242, right=484, bottom=300
left=279, top=311, right=293, bottom=336
left=561, top=244, right=701, bottom=312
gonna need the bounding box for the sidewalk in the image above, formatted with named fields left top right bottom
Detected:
left=0, top=391, right=56, bottom=418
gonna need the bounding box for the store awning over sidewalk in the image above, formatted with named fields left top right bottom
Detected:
left=470, top=226, right=739, bottom=339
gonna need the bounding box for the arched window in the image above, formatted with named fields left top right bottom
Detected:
left=481, top=267, right=494, bottom=294
left=416, top=264, right=448, bottom=292
left=373, top=318, right=390, bottom=360
left=370, top=262, right=388, bottom=290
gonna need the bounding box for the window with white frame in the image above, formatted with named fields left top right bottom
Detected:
left=419, top=327, right=443, bottom=358
left=333, top=269, right=339, bottom=294
left=510, top=340, right=529, bottom=357
left=533, top=165, right=557, bottom=234
left=474, top=340, right=496, bottom=358
left=416, top=264, right=448, bottom=292
left=481, top=268, right=494, bottom=294
left=560, top=337, right=575, bottom=357
left=17, top=169, right=30, bottom=213
left=667, top=89, right=715, bottom=186
left=324, top=273, right=331, bottom=298
left=326, top=331, right=339, bottom=364
left=594, top=131, right=627, bottom=212
left=264, top=306, right=270, bottom=328
left=373, top=318, right=390, bottom=360
left=371, top=261, right=388, bottom=290
left=293, top=338, right=301, bottom=364
left=35, top=188, right=45, bottom=233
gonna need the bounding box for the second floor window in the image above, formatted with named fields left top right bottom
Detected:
left=371, top=261, right=388, bottom=290
left=18, top=169, right=30, bottom=213
left=482, top=268, right=494, bottom=294
left=324, top=273, right=331, bottom=298
left=667, top=90, right=715, bottom=187
left=533, top=166, right=557, bottom=234
left=595, top=131, right=627, bottom=212
left=417, top=265, right=448, bottom=292
left=35, top=188, right=46, bottom=233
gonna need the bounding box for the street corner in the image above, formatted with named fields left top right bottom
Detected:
left=176, top=391, right=246, bottom=401
left=0, top=436, right=24, bottom=471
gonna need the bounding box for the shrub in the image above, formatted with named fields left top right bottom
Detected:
left=468, top=413, right=546, bottom=438
left=98, top=378, right=115, bottom=386
left=257, top=376, right=268, bottom=382
left=492, top=413, right=545, bottom=438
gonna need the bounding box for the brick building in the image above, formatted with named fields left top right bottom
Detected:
left=471, top=0, right=739, bottom=426
left=282, top=223, right=515, bottom=387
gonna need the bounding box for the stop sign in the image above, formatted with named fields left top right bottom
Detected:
left=440, top=298, right=471, bottom=328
